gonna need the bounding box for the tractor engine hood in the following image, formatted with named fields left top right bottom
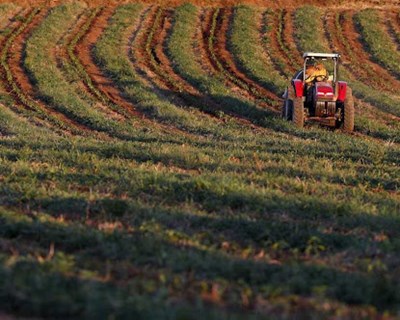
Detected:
left=314, top=82, right=335, bottom=100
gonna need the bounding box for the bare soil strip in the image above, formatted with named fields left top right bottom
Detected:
left=203, top=8, right=278, bottom=110
left=263, top=9, right=297, bottom=78
left=338, top=10, right=400, bottom=92
left=122, top=6, right=200, bottom=137
left=219, top=8, right=280, bottom=103
left=1, top=8, right=91, bottom=136
left=59, top=8, right=126, bottom=122
left=129, top=6, right=171, bottom=92
left=74, top=6, right=145, bottom=121
left=282, top=10, right=303, bottom=68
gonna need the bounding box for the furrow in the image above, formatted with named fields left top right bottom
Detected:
left=340, top=10, right=400, bottom=92
left=207, top=8, right=277, bottom=109
left=73, top=7, right=144, bottom=121
left=220, top=8, right=280, bottom=105
left=262, top=9, right=297, bottom=78
left=0, top=8, right=90, bottom=136
left=153, top=8, right=252, bottom=125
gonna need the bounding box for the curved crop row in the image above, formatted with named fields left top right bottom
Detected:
left=355, top=9, right=400, bottom=78
left=167, top=4, right=276, bottom=128
left=24, top=3, right=153, bottom=141
left=0, top=8, right=87, bottom=136
left=229, top=6, right=287, bottom=96
left=294, top=6, right=400, bottom=141
left=326, top=11, right=400, bottom=94
left=65, top=8, right=134, bottom=120
left=94, top=4, right=227, bottom=137
left=56, top=8, right=127, bottom=123
left=206, top=8, right=277, bottom=107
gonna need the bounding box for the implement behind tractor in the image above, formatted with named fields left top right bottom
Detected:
left=282, top=52, right=354, bottom=132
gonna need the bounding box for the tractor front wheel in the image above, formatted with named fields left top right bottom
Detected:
left=343, top=87, right=354, bottom=132
left=292, top=97, right=304, bottom=128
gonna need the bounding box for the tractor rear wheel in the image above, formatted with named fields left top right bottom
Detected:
left=344, top=87, right=354, bottom=132
left=292, top=97, right=304, bottom=128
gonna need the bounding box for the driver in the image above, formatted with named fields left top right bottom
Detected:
left=305, top=63, right=329, bottom=84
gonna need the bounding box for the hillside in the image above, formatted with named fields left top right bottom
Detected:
left=0, top=1, right=399, bottom=319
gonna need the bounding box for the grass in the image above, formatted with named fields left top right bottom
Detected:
left=294, top=6, right=400, bottom=142
left=355, top=9, right=400, bottom=78
left=93, top=4, right=237, bottom=137
left=0, top=3, right=399, bottom=319
left=229, top=6, right=287, bottom=95
left=167, top=4, right=282, bottom=127
left=24, top=3, right=161, bottom=141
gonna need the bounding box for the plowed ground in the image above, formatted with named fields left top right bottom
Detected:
left=0, top=2, right=399, bottom=320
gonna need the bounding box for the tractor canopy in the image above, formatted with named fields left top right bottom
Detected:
left=302, top=52, right=340, bottom=84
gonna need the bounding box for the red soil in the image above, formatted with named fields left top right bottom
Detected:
left=152, top=9, right=199, bottom=96
left=2, top=0, right=400, bottom=9
left=3, top=8, right=92, bottom=135
left=204, top=8, right=278, bottom=110
left=265, top=10, right=296, bottom=77
left=74, top=6, right=142, bottom=120
left=216, top=8, right=279, bottom=103
left=339, top=10, right=400, bottom=91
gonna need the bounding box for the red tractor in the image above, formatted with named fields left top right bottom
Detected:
left=282, top=52, right=354, bottom=132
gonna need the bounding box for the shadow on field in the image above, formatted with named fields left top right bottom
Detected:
left=1, top=198, right=399, bottom=318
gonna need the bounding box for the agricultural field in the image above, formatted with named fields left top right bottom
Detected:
left=0, top=0, right=399, bottom=318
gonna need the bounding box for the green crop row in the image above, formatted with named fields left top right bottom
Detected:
left=93, top=4, right=229, bottom=137
left=293, top=6, right=400, bottom=141
left=1, top=4, right=400, bottom=319
left=355, top=9, right=400, bottom=78
left=0, top=8, right=86, bottom=135
left=65, top=8, right=133, bottom=119
left=207, top=8, right=277, bottom=106
left=229, top=6, right=287, bottom=95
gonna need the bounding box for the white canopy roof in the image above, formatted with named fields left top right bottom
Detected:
left=303, top=52, right=340, bottom=59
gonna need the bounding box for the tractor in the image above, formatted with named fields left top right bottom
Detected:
left=282, top=52, right=354, bottom=132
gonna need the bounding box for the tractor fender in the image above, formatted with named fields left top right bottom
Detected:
left=337, top=81, right=347, bottom=102
left=292, top=79, right=304, bottom=98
